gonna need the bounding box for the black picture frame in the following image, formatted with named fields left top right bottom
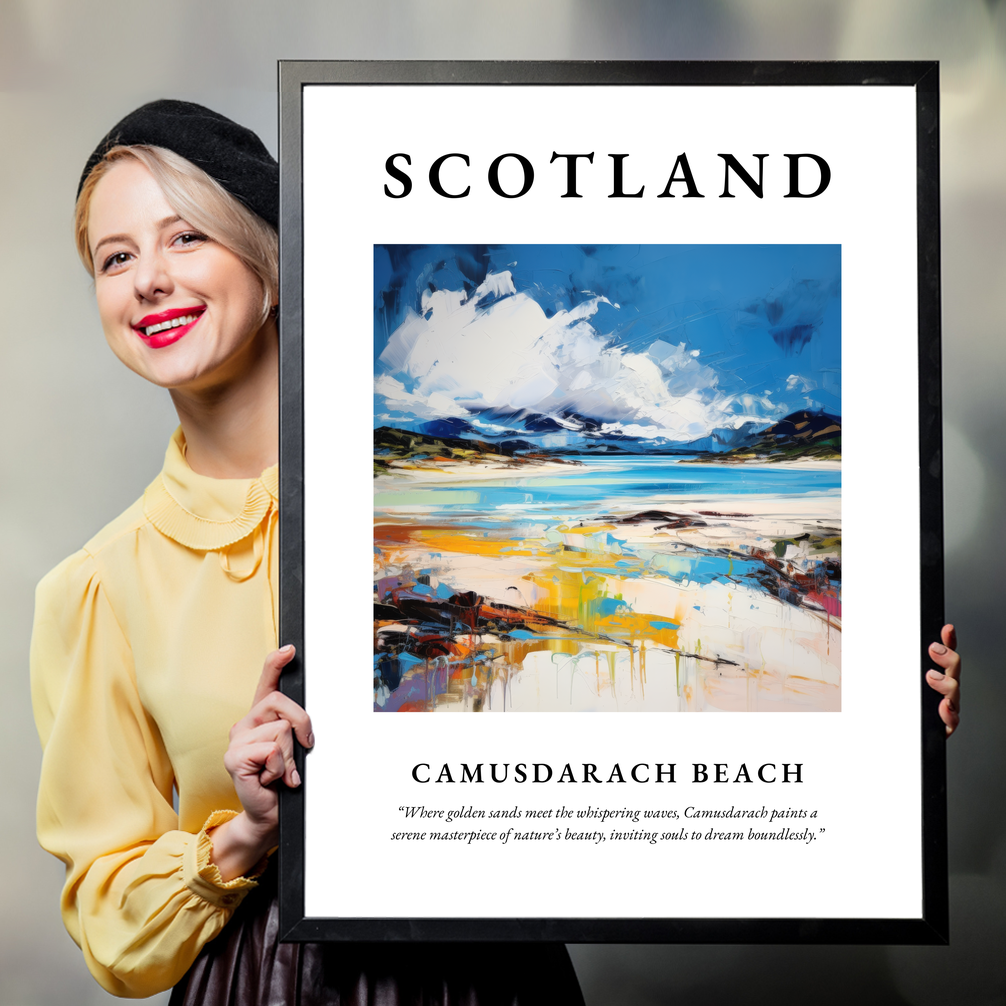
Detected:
left=277, top=60, right=945, bottom=944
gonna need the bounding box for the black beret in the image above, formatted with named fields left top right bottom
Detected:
left=77, top=99, right=278, bottom=228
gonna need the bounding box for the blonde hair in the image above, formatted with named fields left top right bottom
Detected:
left=75, top=145, right=278, bottom=322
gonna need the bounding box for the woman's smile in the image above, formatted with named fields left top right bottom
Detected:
left=133, top=306, right=207, bottom=348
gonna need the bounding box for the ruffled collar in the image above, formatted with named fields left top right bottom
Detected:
left=143, top=428, right=278, bottom=551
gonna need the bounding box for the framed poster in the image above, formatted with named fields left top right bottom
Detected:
left=277, top=61, right=946, bottom=943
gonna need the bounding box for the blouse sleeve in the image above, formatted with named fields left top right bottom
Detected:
left=31, top=549, right=262, bottom=998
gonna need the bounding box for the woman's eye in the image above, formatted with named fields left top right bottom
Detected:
left=101, top=251, right=132, bottom=273
left=173, top=231, right=208, bottom=248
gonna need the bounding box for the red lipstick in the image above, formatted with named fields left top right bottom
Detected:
left=132, top=306, right=205, bottom=349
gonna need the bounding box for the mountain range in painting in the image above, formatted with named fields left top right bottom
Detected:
left=375, top=407, right=841, bottom=467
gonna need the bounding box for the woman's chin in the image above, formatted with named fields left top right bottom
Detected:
left=123, top=353, right=220, bottom=393
left=109, top=322, right=273, bottom=395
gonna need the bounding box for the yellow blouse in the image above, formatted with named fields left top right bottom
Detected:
left=31, top=429, right=279, bottom=998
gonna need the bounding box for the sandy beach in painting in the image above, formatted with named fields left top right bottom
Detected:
left=374, top=457, right=840, bottom=713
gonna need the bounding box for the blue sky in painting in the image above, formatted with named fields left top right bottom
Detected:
left=374, top=244, right=840, bottom=449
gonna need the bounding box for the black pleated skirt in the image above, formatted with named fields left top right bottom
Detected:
left=169, top=869, right=585, bottom=1006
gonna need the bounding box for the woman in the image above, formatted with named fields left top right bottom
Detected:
left=31, top=100, right=586, bottom=1003
left=32, top=99, right=962, bottom=1002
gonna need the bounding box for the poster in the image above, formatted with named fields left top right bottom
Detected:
left=279, top=62, right=945, bottom=942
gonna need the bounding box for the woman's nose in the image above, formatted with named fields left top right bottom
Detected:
left=133, top=249, right=173, bottom=302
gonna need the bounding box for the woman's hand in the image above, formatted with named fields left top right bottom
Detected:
left=926, top=624, right=961, bottom=738
left=209, top=645, right=314, bottom=881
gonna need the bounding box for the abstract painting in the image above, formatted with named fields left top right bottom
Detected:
left=373, top=245, right=841, bottom=713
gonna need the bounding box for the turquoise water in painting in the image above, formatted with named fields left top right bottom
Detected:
left=374, top=456, right=841, bottom=518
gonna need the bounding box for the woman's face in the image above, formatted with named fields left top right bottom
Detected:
left=87, top=158, right=270, bottom=393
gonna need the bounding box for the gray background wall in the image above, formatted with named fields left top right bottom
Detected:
left=1, top=2, right=1003, bottom=1003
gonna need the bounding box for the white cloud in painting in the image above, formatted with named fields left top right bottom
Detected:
left=377, top=271, right=773, bottom=441
left=785, top=373, right=828, bottom=410
left=374, top=374, right=471, bottom=419
left=786, top=373, right=817, bottom=392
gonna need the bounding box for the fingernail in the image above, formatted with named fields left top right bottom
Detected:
left=928, top=670, right=944, bottom=680
left=280, top=644, right=295, bottom=654
left=307, top=732, right=315, bottom=748
left=931, top=643, right=947, bottom=654
left=291, top=768, right=301, bottom=787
